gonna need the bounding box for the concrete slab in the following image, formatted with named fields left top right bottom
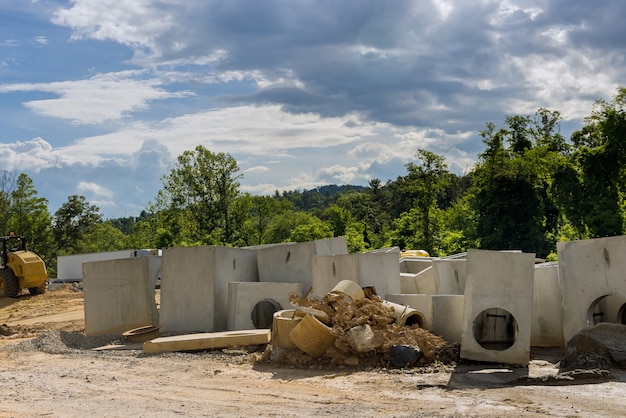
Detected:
left=227, top=281, right=303, bottom=331
left=558, top=235, right=626, bottom=343
left=58, top=250, right=133, bottom=282
left=83, top=257, right=160, bottom=336
left=212, top=247, right=259, bottom=332
left=532, top=262, right=564, bottom=348
left=432, top=295, right=465, bottom=343
left=460, top=249, right=535, bottom=365
left=432, top=259, right=466, bottom=295
left=414, top=266, right=436, bottom=295
left=256, top=237, right=348, bottom=292
left=311, top=247, right=400, bottom=297
left=142, top=329, right=271, bottom=354
left=159, top=246, right=216, bottom=334
left=400, top=273, right=419, bottom=294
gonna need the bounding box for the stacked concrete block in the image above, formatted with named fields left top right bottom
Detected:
left=159, top=246, right=259, bottom=334
left=227, top=281, right=303, bottom=331
left=531, top=262, right=564, bottom=348
left=83, top=256, right=161, bottom=336
left=256, top=237, right=348, bottom=292
left=558, top=235, right=626, bottom=343
left=460, top=249, right=536, bottom=365
left=311, top=247, right=400, bottom=297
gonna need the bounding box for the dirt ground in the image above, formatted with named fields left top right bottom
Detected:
left=1, top=286, right=625, bottom=418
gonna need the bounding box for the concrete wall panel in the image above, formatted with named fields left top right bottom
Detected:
left=227, top=282, right=303, bottom=331
left=159, top=246, right=216, bottom=334
left=399, top=258, right=432, bottom=274
left=311, top=254, right=359, bottom=296
left=58, top=250, right=132, bottom=281
left=362, top=247, right=400, bottom=297
left=212, top=247, right=258, bottom=332
left=558, top=236, right=626, bottom=343
left=432, top=259, right=466, bottom=295
left=414, top=266, right=436, bottom=295
left=531, top=262, right=564, bottom=347
left=83, top=257, right=158, bottom=336
left=256, top=238, right=348, bottom=292
left=432, top=295, right=465, bottom=343
left=460, top=249, right=535, bottom=365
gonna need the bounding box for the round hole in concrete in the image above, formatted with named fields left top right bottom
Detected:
left=251, top=299, right=282, bottom=329
left=472, top=307, right=518, bottom=351
left=587, top=293, right=626, bottom=326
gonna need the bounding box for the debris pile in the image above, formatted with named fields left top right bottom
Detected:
left=259, top=280, right=459, bottom=369
left=559, top=322, right=626, bottom=373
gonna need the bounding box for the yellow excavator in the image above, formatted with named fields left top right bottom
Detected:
left=0, top=233, right=48, bottom=298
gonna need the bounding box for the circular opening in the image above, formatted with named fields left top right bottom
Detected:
left=473, top=307, right=517, bottom=351
left=403, top=311, right=426, bottom=328
left=587, top=294, right=626, bottom=326
left=251, top=299, right=282, bottom=329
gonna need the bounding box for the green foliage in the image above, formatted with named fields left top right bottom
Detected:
left=288, top=217, right=333, bottom=242
left=152, top=145, right=241, bottom=246
left=53, top=195, right=103, bottom=255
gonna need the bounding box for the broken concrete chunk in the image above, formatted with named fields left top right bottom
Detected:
left=346, top=324, right=381, bottom=353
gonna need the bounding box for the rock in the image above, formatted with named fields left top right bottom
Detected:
left=560, top=323, right=626, bottom=372
left=388, top=344, right=423, bottom=368
left=346, top=324, right=380, bottom=353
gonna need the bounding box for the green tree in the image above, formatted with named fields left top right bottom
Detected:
left=564, top=87, right=626, bottom=237
left=81, top=222, right=128, bottom=253
left=0, top=171, right=17, bottom=235
left=53, top=195, right=103, bottom=255
left=470, top=110, right=568, bottom=257
left=401, top=149, right=450, bottom=255
left=288, top=215, right=333, bottom=242
left=155, top=145, right=241, bottom=245
left=8, top=174, right=55, bottom=272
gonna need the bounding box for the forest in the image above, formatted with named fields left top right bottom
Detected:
left=2, top=87, right=625, bottom=277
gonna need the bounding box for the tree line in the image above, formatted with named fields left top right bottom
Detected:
left=2, top=87, right=625, bottom=277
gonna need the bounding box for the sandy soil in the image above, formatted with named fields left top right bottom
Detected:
left=1, top=286, right=625, bottom=418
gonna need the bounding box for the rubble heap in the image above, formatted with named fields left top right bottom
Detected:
left=259, top=282, right=459, bottom=369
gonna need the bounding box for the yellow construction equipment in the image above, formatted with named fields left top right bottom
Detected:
left=0, top=233, right=48, bottom=298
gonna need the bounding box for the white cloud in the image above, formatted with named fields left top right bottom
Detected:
left=0, top=71, right=193, bottom=124
left=243, top=166, right=270, bottom=174
left=0, top=137, right=77, bottom=171
left=76, top=181, right=113, bottom=198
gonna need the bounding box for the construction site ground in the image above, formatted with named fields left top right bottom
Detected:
left=0, top=286, right=625, bottom=417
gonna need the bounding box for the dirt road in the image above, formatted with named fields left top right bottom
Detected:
left=1, top=286, right=625, bottom=417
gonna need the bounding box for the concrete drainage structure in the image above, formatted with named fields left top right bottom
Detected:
left=79, top=234, right=626, bottom=365
left=460, top=249, right=536, bottom=365
left=558, top=235, right=626, bottom=343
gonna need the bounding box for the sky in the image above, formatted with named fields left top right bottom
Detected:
left=1, top=0, right=625, bottom=219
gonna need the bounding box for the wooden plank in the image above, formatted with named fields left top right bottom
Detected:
left=142, top=329, right=271, bottom=354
